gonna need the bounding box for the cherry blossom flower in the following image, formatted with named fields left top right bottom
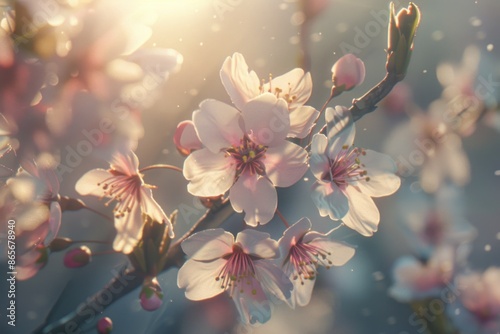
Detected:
left=389, top=246, right=455, bottom=302
left=183, top=93, right=308, bottom=226
left=220, top=53, right=319, bottom=139
left=177, top=229, right=293, bottom=325
left=4, top=161, right=62, bottom=280
left=384, top=111, right=470, bottom=193
left=310, top=106, right=401, bottom=236
left=278, top=218, right=355, bottom=307
left=331, top=54, right=366, bottom=91
left=75, top=150, right=173, bottom=254
left=398, top=185, right=476, bottom=259
left=447, top=268, right=500, bottom=334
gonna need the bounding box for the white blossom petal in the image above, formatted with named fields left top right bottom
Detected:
left=310, top=134, right=330, bottom=181
left=307, top=238, right=356, bottom=266
left=264, top=141, right=308, bottom=187
left=75, top=169, right=112, bottom=197
left=177, top=258, right=227, bottom=301
left=292, top=277, right=315, bottom=307
left=241, top=93, right=290, bottom=147
left=288, top=105, right=319, bottom=138
left=254, top=260, right=293, bottom=305
left=232, top=280, right=271, bottom=325
left=278, top=217, right=311, bottom=261
left=113, top=202, right=143, bottom=254
left=263, top=69, right=312, bottom=111
left=193, top=99, right=244, bottom=153
left=356, top=150, right=401, bottom=197
left=325, top=106, right=355, bottom=159
left=342, top=186, right=380, bottom=236
left=110, top=151, right=140, bottom=176
left=181, top=229, right=234, bottom=261
left=235, top=229, right=278, bottom=259
left=220, top=53, right=261, bottom=111
left=140, top=187, right=174, bottom=238
left=184, top=148, right=235, bottom=197
left=229, top=174, right=277, bottom=226
left=311, top=182, right=349, bottom=220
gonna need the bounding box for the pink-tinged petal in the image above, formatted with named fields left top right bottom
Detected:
left=173, top=120, right=202, bottom=155
left=342, top=186, right=380, bottom=236
left=235, top=229, right=278, bottom=259
left=264, top=141, right=308, bottom=187
left=325, top=106, right=355, bottom=158
left=307, top=238, right=355, bottom=266
left=40, top=168, right=60, bottom=196
left=193, top=99, right=244, bottom=153
left=75, top=169, right=112, bottom=197
left=45, top=202, right=62, bottom=244
left=241, top=93, right=290, bottom=147
left=183, top=148, right=235, bottom=197
left=177, top=258, right=227, bottom=301
left=278, top=218, right=311, bottom=259
left=229, top=174, right=277, bottom=226
left=181, top=229, right=234, bottom=261
left=310, top=134, right=330, bottom=181
left=293, top=276, right=316, bottom=307
left=113, top=202, right=143, bottom=254
left=263, top=69, right=312, bottom=110
left=254, top=260, right=293, bottom=305
left=220, top=53, right=261, bottom=111
left=110, top=151, right=140, bottom=176
left=232, top=280, right=271, bottom=325
left=288, top=105, right=319, bottom=139
left=311, top=182, right=349, bottom=220
left=331, top=54, right=366, bottom=91
left=356, top=150, right=401, bottom=197
left=139, top=187, right=174, bottom=238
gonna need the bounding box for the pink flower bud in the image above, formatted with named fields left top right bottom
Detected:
left=331, top=54, right=366, bottom=91
left=63, top=246, right=91, bottom=268
left=97, top=317, right=113, bottom=334
left=173, top=120, right=202, bottom=156
left=140, top=277, right=164, bottom=311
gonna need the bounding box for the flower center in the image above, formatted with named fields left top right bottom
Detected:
left=287, top=240, right=332, bottom=285
left=215, top=245, right=258, bottom=296
left=259, top=74, right=298, bottom=105
left=322, top=145, right=368, bottom=189
left=226, top=136, right=267, bottom=177
left=97, top=171, right=142, bottom=218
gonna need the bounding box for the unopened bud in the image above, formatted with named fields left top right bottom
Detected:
left=63, top=246, right=91, bottom=268
left=331, top=54, right=366, bottom=92
left=97, top=317, right=113, bottom=334
left=140, top=277, right=164, bottom=311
